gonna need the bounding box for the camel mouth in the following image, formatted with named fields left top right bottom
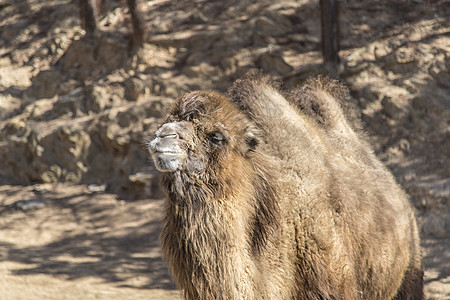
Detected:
left=153, top=150, right=185, bottom=159
left=148, top=141, right=184, bottom=155
left=153, top=149, right=184, bottom=155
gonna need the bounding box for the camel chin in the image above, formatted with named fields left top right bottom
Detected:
left=151, top=151, right=185, bottom=172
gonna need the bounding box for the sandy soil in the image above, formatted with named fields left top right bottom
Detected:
left=0, top=184, right=181, bottom=299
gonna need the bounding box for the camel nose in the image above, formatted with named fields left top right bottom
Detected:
left=156, top=123, right=179, bottom=139
left=148, top=122, right=185, bottom=154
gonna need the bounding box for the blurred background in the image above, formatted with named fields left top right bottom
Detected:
left=0, top=0, right=448, bottom=298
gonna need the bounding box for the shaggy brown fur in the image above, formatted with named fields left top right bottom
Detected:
left=148, top=77, right=423, bottom=299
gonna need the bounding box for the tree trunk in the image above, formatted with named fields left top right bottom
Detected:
left=127, top=0, right=146, bottom=50
left=320, top=0, right=340, bottom=77
left=79, top=0, right=98, bottom=35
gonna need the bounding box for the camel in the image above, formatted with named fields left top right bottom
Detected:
left=148, top=77, right=423, bottom=299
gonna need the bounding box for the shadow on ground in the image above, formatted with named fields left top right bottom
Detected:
left=0, top=185, right=176, bottom=290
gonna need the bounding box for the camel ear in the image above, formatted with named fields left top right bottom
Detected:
left=245, top=130, right=260, bottom=152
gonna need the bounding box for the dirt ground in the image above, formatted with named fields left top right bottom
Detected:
left=0, top=184, right=180, bottom=299
left=0, top=0, right=449, bottom=299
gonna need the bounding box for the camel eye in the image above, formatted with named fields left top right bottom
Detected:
left=208, top=131, right=227, bottom=147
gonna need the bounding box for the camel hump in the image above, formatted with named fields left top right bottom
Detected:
left=289, top=76, right=363, bottom=133
left=229, top=76, right=290, bottom=122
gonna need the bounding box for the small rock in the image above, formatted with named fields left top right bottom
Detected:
left=32, top=184, right=50, bottom=195
left=85, top=84, right=110, bottom=113
left=381, top=96, right=405, bottom=119
left=27, top=69, right=63, bottom=99
left=1, top=118, right=27, bottom=138
left=23, top=98, right=54, bottom=120
left=54, top=91, right=82, bottom=116
left=10, top=199, right=47, bottom=212
left=257, top=52, right=292, bottom=75
left=88, top=183, right=107, bottom=192
left=251, top=15, right=291, bottom=37
left=117, top=106, right=146, bottom=128
left=124, top=77, right=145, bottom=101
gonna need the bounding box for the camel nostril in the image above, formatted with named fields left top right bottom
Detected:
left=156, top=123, right=183, bottom=139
